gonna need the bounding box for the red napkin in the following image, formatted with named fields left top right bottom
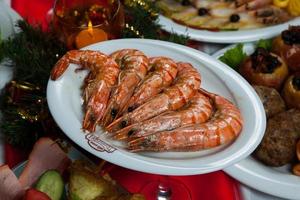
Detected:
left=8, top=2, right=243, bottom=200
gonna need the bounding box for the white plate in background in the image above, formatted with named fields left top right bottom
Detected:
left=159, top=15, right=300, bottom=44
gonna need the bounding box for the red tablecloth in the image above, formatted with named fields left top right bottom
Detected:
left=6, top=1, right=243, bottom=199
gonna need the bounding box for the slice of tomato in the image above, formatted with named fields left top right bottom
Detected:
left=23, top=189, right=51, bottom=200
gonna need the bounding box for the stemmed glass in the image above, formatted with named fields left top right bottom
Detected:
left=139, top=176, right=192, bottom=200
left=51, top=0, right=124, bottom=49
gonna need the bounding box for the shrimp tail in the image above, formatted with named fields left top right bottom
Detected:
left=50, top=50, right=83, bottom=80
left=51, top=57, right=69, bottom=80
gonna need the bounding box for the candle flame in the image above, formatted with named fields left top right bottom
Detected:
left=88, top=20, right=94, bottom=37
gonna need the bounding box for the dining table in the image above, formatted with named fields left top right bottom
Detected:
left=0, top=0, right=297, bottom=199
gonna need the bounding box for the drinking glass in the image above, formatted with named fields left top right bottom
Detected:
left=139, top=176, right=192, bottom=200
left=52, top=0, right=124, bottom=49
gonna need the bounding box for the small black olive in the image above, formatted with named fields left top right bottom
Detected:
left=181, top=0, right=191, bottom=6
left=251, top=47, right=268, bottom=69
left=265, top=65, right=273, bottom=73
left=251, top=48, right=281, bottom=73
left=264, top=55, right=281, bottom=73
left=282, top=26, right=300, bottom=45
left=230, top=14, right=240, bottom=23
left=111, top=109, right=118, bottom=118
left=265, top=63, right=276, bottom=73
left=292, top=76, right=300, bottom=90
left=198, top=8, right=209, bottom=16
left=282, top=31, right=294, bottom=45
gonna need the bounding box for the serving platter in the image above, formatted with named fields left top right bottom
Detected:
left=47, top=38, right=265, bottom=176
left=159, top=15, right=300, bottom=44
left=213, top=43, right=300, bottom=200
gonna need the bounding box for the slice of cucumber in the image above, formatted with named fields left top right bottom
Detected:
left=35, top=170, right=64, bottom=200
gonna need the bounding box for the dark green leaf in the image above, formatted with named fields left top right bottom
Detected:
left=219, top=43, right=247, bottom=70
left=256, top=39, right=272, bottom=51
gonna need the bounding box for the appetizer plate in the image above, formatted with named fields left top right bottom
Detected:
left=213, top=43, right=300, bottom=200
left=159, top=15, right=300, bottom=43
left=47, top=39, right=266, bottom=175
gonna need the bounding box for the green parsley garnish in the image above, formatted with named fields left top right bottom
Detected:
left=219, top=43, right=247, bottom=70
left=256, top=39, right=273, bottom=51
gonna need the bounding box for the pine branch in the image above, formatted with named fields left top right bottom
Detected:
left=123, top=0, right=189, bottom=44
left=123, top=0, right=160, bottom=39
left=1, top=20, right=67, bottom=89
left=1, top=107, right=41, bottom=148
left=0, top=20, right=66, bottom=148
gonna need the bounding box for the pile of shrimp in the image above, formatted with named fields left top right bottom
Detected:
left=51, top=49, right=243, bottom=152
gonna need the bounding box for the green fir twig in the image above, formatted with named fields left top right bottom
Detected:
left=123, top=0, right=189, bottom=44
left=1, top=20, right=67, bottom=89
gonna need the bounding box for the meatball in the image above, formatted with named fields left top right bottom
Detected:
left=253, top=85, right=286, bottom=118
left=254, top=109, right=300, bottom=166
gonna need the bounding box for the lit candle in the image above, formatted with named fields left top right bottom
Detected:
left=75, top=21, right=108, bottom=49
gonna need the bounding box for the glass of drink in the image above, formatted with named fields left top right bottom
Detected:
left=52, top=0, right=124, bottom=49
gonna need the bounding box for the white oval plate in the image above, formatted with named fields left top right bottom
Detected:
left=213, top=43, right=300, bottom=200
left=47, top=39, right=266, bottom=176
left=159, top=15, right=300, bottom=44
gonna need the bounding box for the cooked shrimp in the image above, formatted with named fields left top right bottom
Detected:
left=128, top=89, right=243, bottom=152
left=101, top=49, right=150, bottom=127
left=106, top=62, right=201, bottom=132
left=50, top=50, right=120, bottom=132
left=113, top=91, right=213, bottom=140
left=120, top=57, right=178, bottom=114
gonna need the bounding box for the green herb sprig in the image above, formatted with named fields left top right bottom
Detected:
left=256, top=39, right=273, bottom=51
left=219, top=43, right=247, bottom=70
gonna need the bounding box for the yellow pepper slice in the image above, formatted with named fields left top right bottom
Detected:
left=273, top=0, right=290, bottom=8
left=288, top=0, right=300, bottom=16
